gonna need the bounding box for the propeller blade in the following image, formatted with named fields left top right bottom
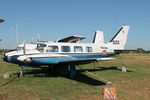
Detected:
left=23, top=40, right=26, bottom=55
left=37, top=33, right=40, bottom=42
left=17, top=40, right=32, bottom=62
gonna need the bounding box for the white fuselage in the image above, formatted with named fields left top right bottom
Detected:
left=4, top=42, right=115, bottom=65
left=40, top=42, right=114, bottom=54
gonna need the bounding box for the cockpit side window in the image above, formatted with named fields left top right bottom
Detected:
left=74, top=46, right=83, bottom=53
left=46, top=45, right=58, bottom=52
left=61, top=46, right=70, bottom=52
left=37, top=44, right=47, bottom=52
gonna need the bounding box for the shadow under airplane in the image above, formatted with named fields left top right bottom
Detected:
left=23, top=67, right=106, bottom=86
left=22, top=66, right=133, bottom=86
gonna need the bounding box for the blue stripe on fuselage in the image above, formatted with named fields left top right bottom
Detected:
left=7, top=56, right=21, bottom=64
left=70, top=53, right=114, bottom=59
left=31, top=53, right=115, bottom=64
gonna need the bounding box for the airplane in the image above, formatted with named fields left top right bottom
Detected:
left=3, top=25, right=130, bottom=78
left=0, top=19, right=5, bottom=41
left=0, top=19, right=5, bottom=23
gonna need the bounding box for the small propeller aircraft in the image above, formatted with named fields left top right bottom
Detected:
left=0, top=19, right=5, bottom=41
left=4, top=25, right=130, bottom=78
left=0, top=19, right=5, bottom=23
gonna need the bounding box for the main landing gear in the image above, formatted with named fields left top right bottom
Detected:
left=18, top=64, right=77, bottom=78
left=48, top=64, right=77, bottom=78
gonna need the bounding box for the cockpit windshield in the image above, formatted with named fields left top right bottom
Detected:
left=17, top=47, right=24, bottom=50
left=46, top=45, right=58, bottom=52
left=37, top=44, right=47, bottom=52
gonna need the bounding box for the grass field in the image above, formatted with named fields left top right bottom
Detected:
left=0, top=53, right=150, bottom=100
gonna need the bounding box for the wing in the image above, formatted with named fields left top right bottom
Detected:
left=17, top=54, right=115, bottom=65
left=57, top=35, right=85, bottom=43
left=59, top=57, right=115, bottom=64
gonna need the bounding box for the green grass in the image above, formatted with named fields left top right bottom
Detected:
left=0, top=53, right=150, bottom=100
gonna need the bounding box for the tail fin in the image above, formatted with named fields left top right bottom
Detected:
left=109, top=25, right=130, bottom=50
left=93, top=31, right=104, bottom=44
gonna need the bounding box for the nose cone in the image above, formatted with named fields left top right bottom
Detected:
left=3, top=51, right=21, bottom=64
left=3, top=54, right=19, bottom=63
left=3, top=54, right=8, bottom=62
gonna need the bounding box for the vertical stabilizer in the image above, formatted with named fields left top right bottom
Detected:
left=109, top=25, right=130, bottom=50
left=93, top=31, right=104, bottom=45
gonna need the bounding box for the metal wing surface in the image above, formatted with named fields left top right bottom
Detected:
left=59, top=57, right=116, bottom=64
left=58, top=35, right=86, bottom=43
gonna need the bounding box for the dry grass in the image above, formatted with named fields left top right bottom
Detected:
left=0, top=53, right=150, bottom=100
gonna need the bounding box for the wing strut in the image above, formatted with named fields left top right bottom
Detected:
left=77, top=66, right=112, bottom=85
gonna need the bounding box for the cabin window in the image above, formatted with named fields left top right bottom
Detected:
left=46, top=46, right=58, bottom=52
left=61, top=46, right=70, bottom=52
left=86, top=46, right=93, bottom=53
left=74, top=46, right=83, bottom=52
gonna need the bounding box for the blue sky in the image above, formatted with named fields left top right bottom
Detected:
left=0, top=0, right=150, bottom=50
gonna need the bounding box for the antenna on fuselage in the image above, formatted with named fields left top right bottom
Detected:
left=31, top=35, right=34, bottom=44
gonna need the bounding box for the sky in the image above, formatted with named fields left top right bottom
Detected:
left=0, top=0, right=150, bottom=50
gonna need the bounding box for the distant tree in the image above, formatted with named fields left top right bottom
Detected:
left=0, top=49, right=12, bottom=54
left=145, top=50, right=150, bottom=53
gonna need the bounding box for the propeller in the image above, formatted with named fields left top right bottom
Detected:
left=17, top=40, right=31, bottom=62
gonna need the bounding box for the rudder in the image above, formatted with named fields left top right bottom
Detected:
left=109, top=25, right=130, bottom=50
